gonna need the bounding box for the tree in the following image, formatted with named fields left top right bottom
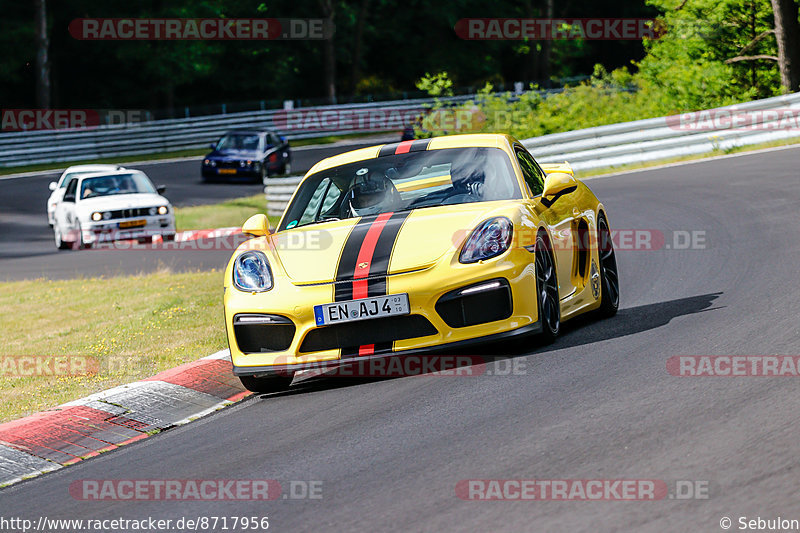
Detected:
left=319, top=0, right=337, bottom=103
left=34, top=0, right=50, bottom=108
left=349, top=0, right=369, bottom=95
left=770, top=0, right=800, bottom=92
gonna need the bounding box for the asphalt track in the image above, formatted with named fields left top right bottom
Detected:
left=2, top=146, right=798, bottom=531
left=0, top=139, right=390, bottom=281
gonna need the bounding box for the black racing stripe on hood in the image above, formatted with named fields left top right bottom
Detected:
left=333, top=214, right=379, bottom=302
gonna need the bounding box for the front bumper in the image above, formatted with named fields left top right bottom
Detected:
left=225, top=247, right=540, bottom=374
left=82, top=216, right=176, bottom=243
left=232, top=320, right=542, bottom=377
left=202, top=162, right=261, bottom=178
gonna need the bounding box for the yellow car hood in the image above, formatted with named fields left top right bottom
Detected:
left=272, top=203, right=507, bottom=284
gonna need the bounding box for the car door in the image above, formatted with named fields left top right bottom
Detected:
left=514, top=145, right=577, bottom=300
left=55, top=178, right=80, bottom=238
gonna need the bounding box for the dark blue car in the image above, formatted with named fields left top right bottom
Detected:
left=202, top=129, right=292, bottom=183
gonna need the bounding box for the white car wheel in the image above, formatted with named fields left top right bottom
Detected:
left=54, top=225, right=70, bottom=250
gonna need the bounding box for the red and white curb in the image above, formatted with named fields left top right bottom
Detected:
left=0, top=349, right=249, bottom=488
left=152, top=226, right=241, bottom=244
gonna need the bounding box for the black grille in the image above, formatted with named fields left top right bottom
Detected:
left=217, top=160, right=241, bottom=169
left=299, top=315, right=437, bottom=353
left=435, top=279, right=513, bottom=328
left=233, top=314, right=296, bottom=353
left=108, top=207, right=158, bottom=220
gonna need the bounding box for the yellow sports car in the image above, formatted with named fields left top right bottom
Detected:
left=223, top=133, right=619, bottom=393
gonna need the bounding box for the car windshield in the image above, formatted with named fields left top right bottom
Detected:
left=80, top=173, right=156, bottom=199
left=216, top=133, right=260, bottom=151
left=60, top=170, right=107, bottom=188
left=280, top=147, right=520, bottom=230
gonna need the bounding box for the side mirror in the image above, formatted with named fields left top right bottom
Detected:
left=542, top=172, right=578, bottom=199
left=242, top=214, right=270, bottom=237
left=48, top=182, right=57, bottom=191
left=156, top=185, right=166, bottom=195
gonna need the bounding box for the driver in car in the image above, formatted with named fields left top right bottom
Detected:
left=343, top=167, right=401, bottom=217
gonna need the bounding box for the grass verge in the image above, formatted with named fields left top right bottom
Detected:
left=173, top=194, right=281, bottom=231
left=0, top=269, right=227, bottom=423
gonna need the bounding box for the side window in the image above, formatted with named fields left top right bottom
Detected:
left=297, top=178, right=341, bottom=225
left=515, top=147, right=545, bottom=197
left=63, top=178, right=78, bottom=202
left=267, top=133, right=279, bottom=147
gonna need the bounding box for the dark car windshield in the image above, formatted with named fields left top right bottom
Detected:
left=216, top=133, right=261, bottom=151
left=280, top=147, right=520, bottom=230
left=80, top=173, right=156, bottom=199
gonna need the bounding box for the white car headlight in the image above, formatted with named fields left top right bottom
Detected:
left=460, top=217, right=513, bottom=264
left=158, top=206, right=169, bottom=215
left=91, top=212, right=102, bottom=222
left=233, top=251, right=273, bottom=292
left=149, top=207, right=157, bottom=216
left=103, top=212, right=112, bottom=220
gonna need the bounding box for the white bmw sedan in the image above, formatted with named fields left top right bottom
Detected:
left=52, top=170, right=176, bottom=250
left=46, top=164, right=125, bottom=227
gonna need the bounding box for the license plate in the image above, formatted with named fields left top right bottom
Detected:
left=218, top=168, right=237, bottom=175
left=119, top=219, right=146, bottom=229
left=314, top=294, right=410, bottom=326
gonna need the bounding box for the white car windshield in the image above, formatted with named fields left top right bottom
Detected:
left=60, top=171, right=105, bottom=188
left=80, top=173, right=156, bottom=199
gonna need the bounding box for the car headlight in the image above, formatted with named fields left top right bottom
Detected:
left=91, top=212, right=102, bottom=221
left=103, top=212, right=111, bottom=220
left=459, top=217, right=513, bottom=264
left=158, top=206, right=169, bottom=215
left=240, top=161, right=246, bottom=168
left=149, top=207, right=157, bottom=216
left=210, top=160, right=216, bottom=167
left=233, top=251, right=273, bottom=292
left=203, top=159, right=210, bottom=165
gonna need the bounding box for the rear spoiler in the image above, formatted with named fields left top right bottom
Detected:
left=539, top=162, right=574, bottom=176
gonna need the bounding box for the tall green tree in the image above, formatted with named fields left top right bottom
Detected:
left=770, top=0, right=800, bottom=91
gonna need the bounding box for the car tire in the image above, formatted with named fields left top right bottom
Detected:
left=78, top=224, right=92, bottom=250
left=535, top=232, right=560, bottom=343
left=54, top=225, right=71, bottom=250
left=596, top=214, right=619, bottom=317
left=239, top=374, right=294, bottom=394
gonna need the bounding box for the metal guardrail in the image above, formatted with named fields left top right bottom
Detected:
left=264, top=91, right=800, bottom=218
left=0, top=93, right=501, bottom=168
left=525, top=91, right=800, bottom=170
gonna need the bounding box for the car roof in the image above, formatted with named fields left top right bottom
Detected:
left=306, top=133, right=518, bottom=176
left=223, top=129, right=269, bottom=135
left=63, top=164, right=124, bottom=173
left=74, top=169, right=147, bottom=182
